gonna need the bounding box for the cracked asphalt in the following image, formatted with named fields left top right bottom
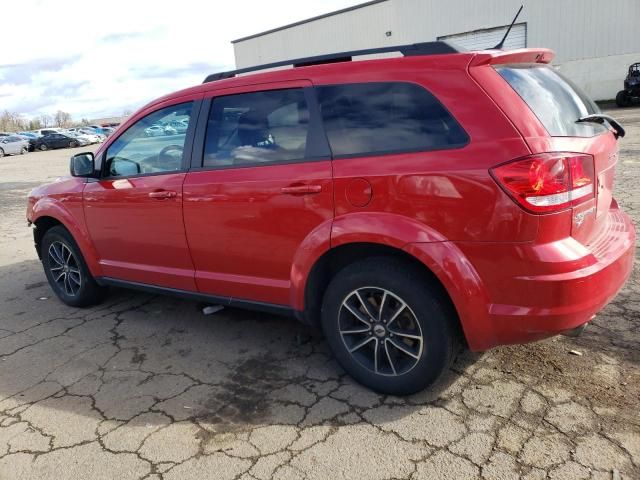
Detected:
left=0, top=107, right=638, bottom=480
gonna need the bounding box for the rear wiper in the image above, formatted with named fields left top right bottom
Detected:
left=576, top=114, right=625, bottom=139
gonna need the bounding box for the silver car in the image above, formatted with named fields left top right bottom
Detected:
left=0, top=135, right=29, bottom=156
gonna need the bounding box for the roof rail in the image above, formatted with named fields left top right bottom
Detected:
left=203, top=41, right=463, bottom=83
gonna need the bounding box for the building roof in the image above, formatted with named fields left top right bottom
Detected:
left=231, top=0, right=389, bottom=44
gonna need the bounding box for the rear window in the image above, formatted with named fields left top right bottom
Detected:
left=496, top=64, right=607, bottom=137
left=316, top=82, right=468, bottom=158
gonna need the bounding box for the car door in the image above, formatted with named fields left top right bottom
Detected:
left=83, top=98, right=202, bottom=290
left=183, top=82, right=333, bottom=306
left=55, top=135, right=68, bottom=148
left=2, top=137, right=19, bottom=154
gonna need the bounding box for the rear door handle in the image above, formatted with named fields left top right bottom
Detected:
left=148, top=190, right=177, bottom=199
left=280, top=184, right=322, bottom=195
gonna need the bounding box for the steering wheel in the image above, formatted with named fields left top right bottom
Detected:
left=157, top=144, right=184, bottom=169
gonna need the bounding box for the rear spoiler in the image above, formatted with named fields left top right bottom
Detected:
left=469, top=48, right=554, bottom=67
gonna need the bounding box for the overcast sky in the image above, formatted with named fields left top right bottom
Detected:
left=0, top=0, right=361, bottom=121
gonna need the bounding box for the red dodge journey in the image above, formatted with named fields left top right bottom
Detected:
left=27, top=42, right=636, bottom=394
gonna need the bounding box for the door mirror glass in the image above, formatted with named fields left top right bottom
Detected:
left=107, top=157, right=141, bottom=177
left=70, top=152, right=95, bottom=177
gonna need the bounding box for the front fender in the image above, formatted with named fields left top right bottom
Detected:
left=30, top=196, right=102, bottom=277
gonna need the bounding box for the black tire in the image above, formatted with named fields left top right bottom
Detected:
left=20, top=147, right=27, bottom=155
left=0, top=148, right=4, bottom=158
left=321, top=257, right=458, bottom=395
left=39, top=144, right=48, bottom=151
left=41, top=226, right=106, bottom=307
left=69, top=141, right=78, bottom=148
left=616, top=90, right=631, bottom=107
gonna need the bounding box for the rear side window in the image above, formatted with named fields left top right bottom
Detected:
left=496, top=65, right=607, bottom=137
left=316, top=82, right=468, bottom=158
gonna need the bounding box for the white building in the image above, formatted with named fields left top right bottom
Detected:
left=232, top=0, right=639, bottom=101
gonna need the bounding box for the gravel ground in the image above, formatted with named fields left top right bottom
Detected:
left=0, top=108, right=638, bottom=480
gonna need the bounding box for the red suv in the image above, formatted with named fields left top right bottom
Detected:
left=27, top=42, right=635, bottom=394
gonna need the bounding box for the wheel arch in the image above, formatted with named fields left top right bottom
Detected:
left=298, top=242, right=467, bottom=345
left=30, top=202, right=102, bottom=277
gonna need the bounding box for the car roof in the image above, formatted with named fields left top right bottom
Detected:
left=120, top=46, right=552, bottom=137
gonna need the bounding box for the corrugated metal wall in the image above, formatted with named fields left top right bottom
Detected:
left=233, top=0, right=640, bottom=100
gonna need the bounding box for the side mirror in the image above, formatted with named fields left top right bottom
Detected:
left=70, top=152, right=95, bottom=177
left=108, top=157, right=141, bottom=177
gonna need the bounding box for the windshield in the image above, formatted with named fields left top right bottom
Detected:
left=496, top=64, right=607, bottom=137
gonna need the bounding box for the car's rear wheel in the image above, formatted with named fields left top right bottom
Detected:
left=0, top=148, right=4, bottom=158
left=39, top=144, right=48, bottom=151
left=69, top=140, right=78, bottom=148
left=41, top=226, right=106, bottom=307
left=20, top=147, right=27, bottom=155
left=321, top=257, right=458, bottom=395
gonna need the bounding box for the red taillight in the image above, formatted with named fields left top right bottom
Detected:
left=491, top=153, right=595, bottom=213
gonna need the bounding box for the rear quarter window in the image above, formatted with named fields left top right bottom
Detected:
left=496, top=64, right=607, bottom=137
left=316, top=82, right=468, bottom=158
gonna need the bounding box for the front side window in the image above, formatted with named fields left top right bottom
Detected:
left=316, top=82, right=468, bottom=158
left=105, top=102, right=193, bottom=177
left=203, top=89, right=310, bottom=168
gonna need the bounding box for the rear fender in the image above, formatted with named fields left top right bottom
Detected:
left=290, top=212, right=491, bottom=350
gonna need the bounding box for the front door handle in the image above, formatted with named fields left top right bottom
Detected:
left=280, top=184, right=322, bottom=195
left=148, top=190, right=177, bottom=199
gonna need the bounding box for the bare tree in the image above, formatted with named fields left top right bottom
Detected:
left=80, top=118, right=90, bottom=126
left=40, top=114, right=52, bottom=128
left=54, top=110, right=72, bottom=128
left=0, top=111, right=28, bottom=132
left=28, top=119, right=42, bottom=130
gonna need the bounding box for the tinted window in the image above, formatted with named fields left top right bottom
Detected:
left=316, top=82, right=468, bottom=157
left=105, top=103, right=193, bottom=177
left=203, top=89, right=310, bottom=168
left=496, top=65, right=606, bottom=137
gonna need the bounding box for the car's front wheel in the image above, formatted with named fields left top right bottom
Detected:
left=41, top=226, right=106, bottom=307
left=39, top=144, right=48, bottom=151
left=321, top=257, right=458, bottom=395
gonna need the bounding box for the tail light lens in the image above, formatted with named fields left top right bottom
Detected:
left=491, top=153, right=595, bottom=213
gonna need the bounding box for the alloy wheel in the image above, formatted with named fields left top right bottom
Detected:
left=338, top=287, right=424, bottom=376
left=48, top=241, right=82, bottom=296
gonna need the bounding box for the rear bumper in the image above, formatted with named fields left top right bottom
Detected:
left=455, top=203, right=635, bottom=350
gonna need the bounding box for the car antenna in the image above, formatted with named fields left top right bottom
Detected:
left=493, top=4, right=524, bottom=50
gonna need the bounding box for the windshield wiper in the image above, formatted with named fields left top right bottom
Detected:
left=576, top=114, right=625, bottom=139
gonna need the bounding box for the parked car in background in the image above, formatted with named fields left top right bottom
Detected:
left=34, top=132, right=81, bottom=151
left=18, top=131, right=41, bottom=140
left=13, top=134, right=37, bottom=151
left=33, top=128, right=64, bottom=136
left=0, top=135, right=29, bottom=156
left=101, top=127, right=116, bottom=137
left=79, top=128, right=106, bottom=142
left=64, top=132, right=92, bottom=147
left=166, top=120, right=189, bottom=134
left=67, top=128, right=104, bottom=143
left=144, top=124, right=177, bottom=136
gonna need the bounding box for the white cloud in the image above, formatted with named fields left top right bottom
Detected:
left=0, top=0, right=362, bottom=120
